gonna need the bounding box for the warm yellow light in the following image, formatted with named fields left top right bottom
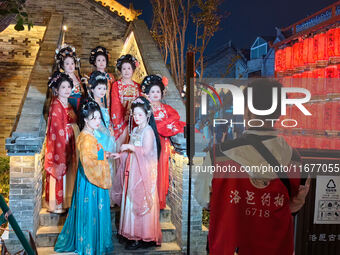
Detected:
left=63, top=25, right=67, bottom=31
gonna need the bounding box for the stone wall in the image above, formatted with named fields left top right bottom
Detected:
left=0, top=25, right=46, bottom=156
left=168, top=152, right=208, bottom=254
left=6, top=153, right=44, bottom=252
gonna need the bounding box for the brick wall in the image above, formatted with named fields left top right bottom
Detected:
left=6, top=153, right=43, bottom=252
left=168, top=152, right=208, bottom=254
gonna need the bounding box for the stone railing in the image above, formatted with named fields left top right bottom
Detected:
left=5, top=14, right=63, bottom=252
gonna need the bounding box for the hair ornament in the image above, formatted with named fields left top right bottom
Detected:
left=116, top=54, right=138, bottom=71
left=55, top=44, right=78, bottom=68
left=132, top=98, right=145, bottom=104
left=48, top=73, right=62, bottom=88
left=89, top=46, right=109, bottom=65
left=162, top=76, right=168, bottom=87
left=95, top=75, right=106, bottom=81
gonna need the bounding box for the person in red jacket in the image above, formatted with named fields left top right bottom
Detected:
left=197, top=79, right=310, bottom=255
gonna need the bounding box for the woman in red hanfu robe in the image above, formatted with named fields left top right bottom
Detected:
left=140, top=75, right=185, bottom=209
left=110, top=54, right=141, bottom=149
left=45, top=72, right=80, bottom=213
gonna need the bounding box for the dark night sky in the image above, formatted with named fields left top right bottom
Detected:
left=119, top=0, right=337, bottom=52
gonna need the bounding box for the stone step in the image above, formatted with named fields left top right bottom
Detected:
left=39, top=205, right=171, bottom=227
left=36, top=222, right=176, bottom=247
left=37, top=240, right=181, bottom=255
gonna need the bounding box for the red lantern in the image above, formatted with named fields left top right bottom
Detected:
left=301, top=71, right=313, bottom=92
left=312, top=68, right=326, bottom=95
left=316, top=103, right=325, bottom=131
left=275, top=49, right=282, bottom=72
left=325, top=65, right=338, bottom=94
left=328, top=27, right=340, bottom=58
left=291, top=73, right=302, bottom=98
left=324, top=102, right=332, bottom=130
left=335, top=27, right=340, bottom=57
left=317, top=32, right=328, bottom=61
left=327, top=28, right=336, bottom=58
left=285, top=46, right=293, bottom=70
left=304, top=37, right=315, bottom=64
left=306, top=103, right=315, bottom=129
left=292, top=41, right=303, bottom=68
left=313, top=34, right=319, bottom=63
left=331, top=101, right=340, bottom=131
left=281, top=48, right=286, bottom=71
left=293, top=42, right=299, bottom=68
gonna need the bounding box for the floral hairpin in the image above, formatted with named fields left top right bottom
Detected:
left=162, top=76, right=168, bottom=87
left=95, top=75, right=106, bottom=80
left=132, top=98, right=145, bottom=104
left=48, top=73, right=62, bottom=87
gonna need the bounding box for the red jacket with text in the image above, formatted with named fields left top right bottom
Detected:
left=208, top=130, right=302, bottom=255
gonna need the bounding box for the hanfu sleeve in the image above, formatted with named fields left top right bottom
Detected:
left=77, top=134, right=112, bottom=189
left=110, top=81, right=126, bottom=139
left=131, top=128, right=158, bottom=215
left=44, top=100, right=68, bottom=179
left=156, top=104, right=185, bottom=137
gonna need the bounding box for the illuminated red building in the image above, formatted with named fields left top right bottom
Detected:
left=274, top=1, right=340, bottom=151
left=273, top=2, right=340, bottom=255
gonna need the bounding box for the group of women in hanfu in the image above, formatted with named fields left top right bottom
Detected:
left=43, top=44, right=185, bottom=254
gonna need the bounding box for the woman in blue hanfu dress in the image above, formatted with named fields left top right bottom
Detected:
left=54, top=100, right=114, bottom=254
left=88, top=71, right=116, bottom=204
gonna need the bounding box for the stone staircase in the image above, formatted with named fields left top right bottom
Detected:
left=36, top=203, right=181, bottom=255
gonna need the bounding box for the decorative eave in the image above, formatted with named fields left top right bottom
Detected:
left=273, top=1, right=340, bottom=49
left=93, top=0, right=141, bottom=22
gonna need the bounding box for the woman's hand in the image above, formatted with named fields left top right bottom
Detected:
left=120, top=144, right=135, bottom=152
left=111, top=153, right=121, bottom=159
left=290, top=176, right=311, bottom=213
left=106, top=152, right=121, bottom=159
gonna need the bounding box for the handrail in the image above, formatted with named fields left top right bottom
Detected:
left=0, top=195, right=35, bottom=255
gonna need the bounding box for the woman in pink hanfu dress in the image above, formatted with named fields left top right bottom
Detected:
left=111, top=96, right=162, bottom=250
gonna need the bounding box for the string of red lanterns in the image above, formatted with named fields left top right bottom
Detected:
left=275, top=27, right=340, bottom=150
left=275, top=27, right=340, bottom=72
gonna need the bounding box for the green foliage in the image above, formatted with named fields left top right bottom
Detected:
left=1, top=0, right=33, bottom=31
left=202, top=208, right=210, bottom=228
left=0, top=157, right=10, bottom=201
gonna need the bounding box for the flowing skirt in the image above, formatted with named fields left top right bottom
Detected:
left=94, top=125, right=116, bottom=206
left=157, top=136, right=171, bottom=209
left=118, top=153, right=162, bottom=245
left=54, top=163, right=113, bottom=255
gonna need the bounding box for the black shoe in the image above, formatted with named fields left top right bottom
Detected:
left=142, top=241, right=156, bottom=248
left=117, top=234, right=127, bottom=244
left=125, top=240, right=143, bottom=250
